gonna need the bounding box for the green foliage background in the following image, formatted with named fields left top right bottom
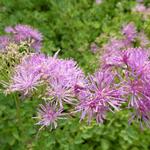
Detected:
left=0, top=0, right=150, bottom=149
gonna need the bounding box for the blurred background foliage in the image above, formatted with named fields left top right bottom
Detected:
left=0, top=0, right=150, bottom=149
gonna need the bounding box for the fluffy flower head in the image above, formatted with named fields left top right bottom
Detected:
left=122, top=23, right=137, bottom=42
left=36, top=102, right=63, bottom=130
left=5, top=24, right=43, bottom=51
left=76, top=70, right=125, bottom=124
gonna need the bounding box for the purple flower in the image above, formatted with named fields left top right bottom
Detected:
left=76, top=70, right=125, bottom=124
left=45, top=58, right=85, bottom=107
left=5, top=24, right=43, bottom=51
left=104, top=39, right=125, bottom=52
left=125, top=79, right=144, bottom=107
left=21, top=53, right=47, bottom=74
left=99, top=21, right=150, bottom=127
left=36, top=102, right=63, bottom=130
left=77, top=98, right=107, bottom=124
left=135, top=99, right=150, bottom=128
left=101, top=47, right=148, bottom=70
left=133, top=4, right=146, bottom=13
left=122, top=48, right=148, bottom=73
left=119, top=48, right=150, bottom=127
left=6, top=25, right=42, bottom=41
left=141, top=62, right=150, bottom=84
left=47, top=77, right=76, bottom=108
left=102, top=49, right=124, bottom=68
left=125, top=77, right=150, bottom=127
left=38, top=56, right=85, bottom=87
left=122, top=23, right=137, bottom=42
left=101, top=39, right=127, bottom=68
left=5, top=26, right=15, bottom=33
left=138, top=32, right=149, bottom=47
left=8, top=67, right=42, bottom=95
left=132, top=4, right=150, bottom=19
left=7, top=53, right=47, bottom=95
left=0, top=36, right=11, bottom=52
left=8, top=52, right=85, bottom=108
left=100, top=44, right=150, bottom=127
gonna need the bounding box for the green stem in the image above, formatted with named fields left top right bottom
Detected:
left=13, top=93, right=21, bottom=124
left=13, top=93, right=24, bottom=146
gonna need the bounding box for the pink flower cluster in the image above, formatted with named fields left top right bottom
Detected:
left=97, top=23, right=150, bottom=128
left=0, top=24, right=42, bottom=52
left=3, top=22, right=150, bottom=130
left=101, top=22, right=149, bottom=67
left=78, top=23, right=150, bottom=128
left=102, top=47, right=150, bottom=128
left=76, top=70, right=125, bottom=124
left=8, top=52, right=84, bottom=129
left=132, top=3, right=150, bottom=19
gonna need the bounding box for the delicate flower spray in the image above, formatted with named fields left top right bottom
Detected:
left=98, top=23, right=150, bottom=128
left=5, top=24, right=43, bottom=52
left=0, top=25, right=43, bottom=90
left=0, top=23, right=150, bottom=131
